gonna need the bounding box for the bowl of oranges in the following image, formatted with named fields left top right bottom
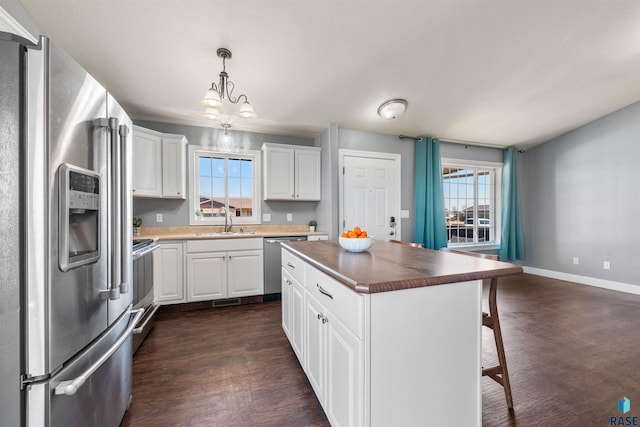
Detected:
left=339, top=227, right=373, bottom=252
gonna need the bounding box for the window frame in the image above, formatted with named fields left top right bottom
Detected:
left=441, top=158, right=503, bottom=250
left=188, top=145, right=262, bottom=226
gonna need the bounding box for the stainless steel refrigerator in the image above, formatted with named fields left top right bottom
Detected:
left=0, top=32, right=143, bottom=426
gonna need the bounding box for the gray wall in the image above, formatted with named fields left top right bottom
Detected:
left=520, top=101, right=640, bottom=286
left=315, top=123, right=339, bottom=238
left=133, top=120, right=319, bottom=228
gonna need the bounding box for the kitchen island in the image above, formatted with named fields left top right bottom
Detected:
left=280, top=240, right=522, bottom=427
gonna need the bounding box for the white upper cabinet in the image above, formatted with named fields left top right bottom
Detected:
left=133, top=125, right=187, bottom=199
left=262, top=143, right=321, bottom=201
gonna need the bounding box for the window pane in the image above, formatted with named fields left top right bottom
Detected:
left=193, top=151, right=257, bottom=224
left=443, top=165, right=498, bottom=246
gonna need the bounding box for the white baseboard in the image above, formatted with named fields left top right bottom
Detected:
left=523, top=266, right=640, bottom=296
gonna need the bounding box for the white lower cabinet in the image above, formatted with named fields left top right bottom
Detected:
left=154, top=241, right=185, bottom=303
left=283, top=247, right=482, bottom=427
left=304, top=286, right=363, bottom=427
left=186, top=238, right=264, bottom=301
left=186, top=252, right=226, bottom=301
left=282, top=247, right=364, bottom=427
left=282, top=269, right=305, bottom=364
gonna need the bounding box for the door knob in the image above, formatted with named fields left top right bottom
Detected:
left=389, top=231, right=395, bottom=236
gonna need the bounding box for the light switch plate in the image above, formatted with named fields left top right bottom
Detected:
left=400, top=210, right=410, bottom=218
left=287, top=213, right=293, bottom=222
left=262, top=213, right=271, bottom=222
left=156, top=213, right=163, bottom=223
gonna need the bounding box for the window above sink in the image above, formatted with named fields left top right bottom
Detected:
left=188, top=146, right=261, bottom=226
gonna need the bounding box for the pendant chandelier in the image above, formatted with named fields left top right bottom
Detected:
left=203, top=48, right=257, bottom=127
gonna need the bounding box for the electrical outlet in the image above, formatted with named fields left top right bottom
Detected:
left=603, top=261, right=611, bottom=270
left=287, top=213, right=293, bottom=222
left=573, top=257, right=579, bottom=265
left=156, top=213, right=163, bottom=223
left=262, top=213, right=271, bottom=222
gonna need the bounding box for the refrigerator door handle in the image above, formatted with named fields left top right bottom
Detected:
left=118, top=123, right=131, bottom=294
left=109, top=117, right=122, bottom=300
left=54, top=308, right=144, bottom=396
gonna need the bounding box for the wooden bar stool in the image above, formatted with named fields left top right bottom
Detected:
left=440, top=248, right=514, bottom=409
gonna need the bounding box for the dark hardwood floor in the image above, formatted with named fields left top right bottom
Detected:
left=121, top=274, right=640, bottom=427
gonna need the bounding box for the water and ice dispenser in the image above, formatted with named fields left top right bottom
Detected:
left=58, top=164, right=101, bottom=271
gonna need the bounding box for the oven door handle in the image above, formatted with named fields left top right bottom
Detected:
left=132, top=303, right=160, bottom=335
left=54, top=308, right=144, bottom=396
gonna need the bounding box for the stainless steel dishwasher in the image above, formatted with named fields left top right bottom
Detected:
left=263, top=236, right=307, bottom=300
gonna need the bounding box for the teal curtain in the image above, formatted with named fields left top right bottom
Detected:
left=500, top=147, right=525, bottom=261
left=415, top=137, right=448, bottom=249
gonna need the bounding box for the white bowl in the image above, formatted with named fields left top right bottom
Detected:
left=339, top=236, right=374, bottom=252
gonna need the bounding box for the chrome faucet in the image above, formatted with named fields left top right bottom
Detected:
left=219, top=207, right=233, bottom=232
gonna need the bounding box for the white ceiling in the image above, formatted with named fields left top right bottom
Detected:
left=19, top=0, right=640, bottom=150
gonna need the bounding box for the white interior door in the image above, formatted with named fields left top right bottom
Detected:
left=340, top=151, right=401, bottom=241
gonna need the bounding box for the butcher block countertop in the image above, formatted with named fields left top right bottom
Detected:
left=282, top=240, right=523, bottom=294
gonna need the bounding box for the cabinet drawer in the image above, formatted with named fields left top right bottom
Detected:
left=305, top=264, right=364, bottom=339
left=281, top=249, right=305, bottom=284
left=187, top=238, right=262, bottom=253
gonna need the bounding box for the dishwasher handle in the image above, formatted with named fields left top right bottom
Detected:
left=265, top=237, right=307, bottom=244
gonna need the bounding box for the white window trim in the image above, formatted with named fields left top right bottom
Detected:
left=441, top=158, right=503, bottom=250
left=188, top=145, right=262, bottom=226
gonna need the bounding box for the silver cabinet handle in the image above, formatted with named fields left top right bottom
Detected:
left=54, top=308, right=144, bottom=396
left=317, top=313, right=322, bottom=320
left=322, top=316, right=328, bottom=324
left=287, top=262, right=295, bottom=269
left=317, top=284, right=334, bottom=300
left=285, top=279, right=292, bottom=286
left=132, top=304, right=160, bottom=335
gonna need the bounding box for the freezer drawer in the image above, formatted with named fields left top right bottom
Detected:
left=27, top=308, right=142, bottom=427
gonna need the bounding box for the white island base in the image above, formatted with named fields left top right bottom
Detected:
left=281, top=248, right=482, bottom=427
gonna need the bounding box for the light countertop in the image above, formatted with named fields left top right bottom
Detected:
left=136, top=225, right=329, bottom=241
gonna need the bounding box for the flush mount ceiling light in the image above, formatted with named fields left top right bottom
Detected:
left=203, top=48, right=257, bottom=128
left=377, top=99, right=408, bottom=119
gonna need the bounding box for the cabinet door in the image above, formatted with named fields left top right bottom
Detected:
left=186, top=252, right=226, bottom=301
left=132, top=130, right=162, bottom=197
left=290, top=278, right=305, bottom=364
left=281, top=269, right=292, bottom=340
left=227, top=250, right=264, bottom=297
left=154, top=242, right=185, bottom=303
left=305, top=294, right=326, bottom=407
left=264, top=146, right=295, bottom=200
left=295, top=148, right=321, bottom=201
left=161, top=136, right=186, bottom=199
left=326, top=316, right=364, bottom=427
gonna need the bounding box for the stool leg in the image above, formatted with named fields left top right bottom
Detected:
left=488, top=278, right=513, bottom=409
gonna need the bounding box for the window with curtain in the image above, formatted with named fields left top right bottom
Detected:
left=442, top=159, right=502, bottom=247
left=189, top=147, right=261, bottom=225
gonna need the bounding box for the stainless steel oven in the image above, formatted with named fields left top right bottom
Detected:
left=131, top=239, right=159, bottom=353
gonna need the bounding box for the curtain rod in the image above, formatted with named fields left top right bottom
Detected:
left=398, top=134, right=524, bottom=152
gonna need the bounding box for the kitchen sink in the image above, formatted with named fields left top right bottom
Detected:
left=194, top=231, right=257, bottom=236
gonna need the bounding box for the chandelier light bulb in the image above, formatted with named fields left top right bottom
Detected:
left=204, top=107, right=221, bottom=120
left=238, top=101, right=257, bottom=119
